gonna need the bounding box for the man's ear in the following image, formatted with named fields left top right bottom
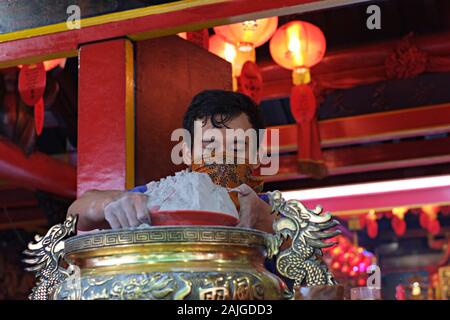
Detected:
left=182, top=142, right=192, bottom=165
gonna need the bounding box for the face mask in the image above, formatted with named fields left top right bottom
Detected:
left=191, top=154, right=264, bottom=211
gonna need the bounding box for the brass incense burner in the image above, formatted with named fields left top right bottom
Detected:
left=23, top=191, right=341, bottom=300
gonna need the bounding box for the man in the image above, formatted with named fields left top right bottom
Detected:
left=68, top=90, right=274, bottom=233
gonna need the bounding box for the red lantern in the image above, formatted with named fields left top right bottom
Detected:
left=366, top=210, right=378, bottom=239
left=270, top=20, right=326, bottom=84
left=271, top=21, right=327, bottom=178
left=237, top=61, right=263, bottom=105
left=209, top=34, right=255, bottom=90
left=422, top=205, right=441, bottom=235
left=18, top=62, right=48, bottom=136
left=18, top=63, right=46, bottom=106
left=214, top=17, right=278, bottom=52
left=391, top=207, right=408, bottom=236
left=428, top=219, right=441, bottom=235
left=419, top=211, right=430, bottom=229
left=391, top=216, right=407, bottom=236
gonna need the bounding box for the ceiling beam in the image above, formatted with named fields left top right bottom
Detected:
left=266, top=103, right=450, bottom=151
left=0, top=0, right=351, bottom=68
left=0, top=137, right=76, bottom=198
left=260, top=31, right=450, bottom=100
left=264, top=135, right=450, bottom=182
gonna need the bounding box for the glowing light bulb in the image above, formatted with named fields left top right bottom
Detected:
left=224, top=42, right=237, bottom=62
left=412, top=282, right=421, bottom=296
left=286, top=23, right=304, bottom=67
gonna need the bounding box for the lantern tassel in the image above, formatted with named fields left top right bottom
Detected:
left=290, top=84, right=328, bottom=179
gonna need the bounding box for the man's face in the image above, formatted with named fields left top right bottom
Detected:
left=182, top=112, right=260, bottom=166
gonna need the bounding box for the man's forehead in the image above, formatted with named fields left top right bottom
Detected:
left=196, top=113, right=252, bottom=130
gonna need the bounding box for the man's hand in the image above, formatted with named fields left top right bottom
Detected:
left=68, top=190, right=159, bottom=231
left=233, top=184, right=274, bottom=233
left=104, top=192, right=155, bottom=229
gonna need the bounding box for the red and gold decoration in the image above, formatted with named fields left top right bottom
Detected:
left=237, top=61, right=263, bottom=105
left=352, top=205, right=447, bottom=239
left=269, top=21, right=327, bottom=178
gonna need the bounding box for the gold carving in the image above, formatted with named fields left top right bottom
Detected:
left=65, top=227, right=266, bottom=254
left=200, top=274, right=264, bottom=300
left=199, top=287, right=229, bottom=300
left=267, top=191, right=341, bottom=289
left=23, top=215, right=78, bottom=300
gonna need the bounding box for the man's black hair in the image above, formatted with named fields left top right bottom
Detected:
left=182, top=90, right=265, bottom=148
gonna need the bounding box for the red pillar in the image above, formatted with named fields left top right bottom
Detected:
left=77, top=39, right=134, bottom=197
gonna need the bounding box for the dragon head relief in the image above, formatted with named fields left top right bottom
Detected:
left=269, top=192, right=341, bottom=249
left=23, top=215, right=78, bottom=299
left=267, top=191, right=341, bottom=287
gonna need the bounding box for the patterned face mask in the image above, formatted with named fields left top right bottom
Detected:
left=191, top=154, right=264, bottom=211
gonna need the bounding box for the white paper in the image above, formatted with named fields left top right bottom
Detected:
left=144, top=170, right=239, bottom=219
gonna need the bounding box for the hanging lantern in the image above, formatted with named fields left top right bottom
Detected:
left=366, top=210, right=378, bottom=239
left=290, top=84, right=327, bottom=177
left=214, top=17, right=278, bottom=52
left=209, top=34, right=255, bottom=77
left=270, top=20, right=326, bottom=85
left=422, top=205, right=441, bottom=235
left=391, top=207, right=408, bottom=236
left=17, top=58, right=65, bottom=136
left=237, top=61, right=263, bottom=105
left=18, top=62, right=49, bottom=136
left=209, top=34, right=256, bottom=91
left=270, top=21, right=327, bottom=178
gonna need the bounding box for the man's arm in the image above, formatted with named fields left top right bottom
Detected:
left=67, top=190, right=151, bottom=231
